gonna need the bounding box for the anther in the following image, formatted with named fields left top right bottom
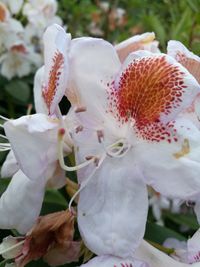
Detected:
left=85, top=155, right=94, bottom=161
left=58, top=128, right=65, bottom=138
left=97, top=130, right=104, bottom=143
left=75, top=106, right=87, bottom=113
left=75, top=125, right=83, bottom=133
left=94, top=157, right=100, bottom=166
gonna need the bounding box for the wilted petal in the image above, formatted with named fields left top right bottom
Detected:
left=167, top=40, right=200, bottom=84
left=80, top=255, right=149, bottom=267
left=44, top=241, right=81, bottom=266
left=0, top=236, right=23, bottom=259
left=0, top=170, right=45, bottom=234
left=16, top=210, right=79, bottom=267
left=42, top=24, right=71, bottom=115
left=78, top=157, right=148, bottom=257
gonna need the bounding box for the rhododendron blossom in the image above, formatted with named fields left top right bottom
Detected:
left=2, top=23, right=200, bottom=267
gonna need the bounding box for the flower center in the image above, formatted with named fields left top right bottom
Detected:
left=108, top=56, right=184, bottom=142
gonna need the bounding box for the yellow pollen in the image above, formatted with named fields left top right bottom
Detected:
left=173, top=139, right=190, bottom=159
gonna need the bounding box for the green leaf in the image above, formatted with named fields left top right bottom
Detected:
left=43, top=189, right=67, bottom=207
left=0, top=259, right=9, bottom=267
left=164, top=211, right=199, bottom=230
left=40, top=189, right=68, bottom=215
left=145, top=222, right=186, bottom=244
left=0, top=178, right=10, bottom=196
left=5, top=80, right=30, bottom=103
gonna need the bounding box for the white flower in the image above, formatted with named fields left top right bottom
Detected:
left=0, top=43, right=42, bottom=79
left=23, top=0, right=62, bottom=29
left=62, top=35, right=200, bottom=258
left=0, top=112, right=73, bottom=233
left=1, top=0, right=23, bottom=14
left=163, top=229, right=200, bottom=264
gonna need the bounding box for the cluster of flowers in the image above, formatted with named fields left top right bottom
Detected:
left=1, top=24, right=200, bottom=267
left=0, top=0, right=62, bottom=80
left=89, top=1, right=126, bottom=37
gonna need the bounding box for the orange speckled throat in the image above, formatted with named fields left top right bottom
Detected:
left=108, top=56, right=187, bottom=142
left=42, top=51, right=64, bottom=113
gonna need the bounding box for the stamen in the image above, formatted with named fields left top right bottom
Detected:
left=58, top=129, right=95, bottom=171
left=56, top=106, right=65, bottom=128
left=0, top=134, right=8, bottom=140
left=68, top=153, right=106, bottom=212
left=0, top=143, right=10, bottom=147
left=75, top=106, right=87, bottom=113
left=105, top=138, right=131, bottom=158
left=26, top=104, right=33, bottom=115
left=75, top=125, right=83, bottom=133
left=0, top=148, right=11, bottom=151
left=97, top=130, right=104, bottom=143
left=0, top=115, right=9, bottom=121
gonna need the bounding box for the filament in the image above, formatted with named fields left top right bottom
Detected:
left=68, top=153, right=106, bottom=212
left=58, top=131, right=95, bottom=171
left=0, top=240, right=24, bottom=255
left=0, top=115, right=9, bottom=121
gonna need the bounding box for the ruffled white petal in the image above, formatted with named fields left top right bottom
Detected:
left=0, top=170, right=45, bottom=234
left=78, top=156, right=148, bottom=257
left=3, top=114, right=61, bottom=180
left=167, top=40, right=200, bottom=84
left=136, top=118, right=200, bottom=199
left=80, top=255, right=149, bottom=267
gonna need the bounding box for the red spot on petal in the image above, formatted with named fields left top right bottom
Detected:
left=108, top=56, right=184, bottom=142
left=42, top=51, right=64, bottom=113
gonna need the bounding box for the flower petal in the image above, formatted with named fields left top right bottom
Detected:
left=33, top=66, right=48, bottom=114
left=115, top=32, right=159, bottom=62
left=135, top=240, right=185, bottom=267
left=42, top=24, right=71, bottom=115
left=0, top=170, right=45, bottom=234
left=4, top=114, right=62, bottom=180
left=109, top=50, right=200, bottom=142
left=80, top=255, right=149, bottom=267
left=69, top=37, right=121, bottom=124
left=1, top=150, right=19, bottom=178
left=167, top=40, right=200, bottom=84
left=136, top=118, right=200, bottom=199
left=187, top=229, right=200, bottom=263
left=78, top=157, right=148, bottom=257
